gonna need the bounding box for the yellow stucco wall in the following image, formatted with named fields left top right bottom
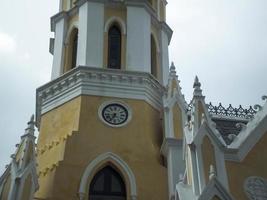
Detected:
left=21, top=174, right=32, bottom=200
left=202, top=136, right=216, bottom=184
left=172, top=104, right=183, bottom=139
left=15, top=143, right=24, bottom=162
left=62, top=0, right=68, bottom=11
left=25, top=142, right=34, bottom=166
left=0, top=174, right=11, bottom=200
left=35, top=97, right=81, bottom=198
left=159, top=1, right=166, bottom=21
left=62, top=0, right=77, bottom=11
left=225, top=131, right=267, bottom=200
left=35, top=168, right=56, bottom=199
left=35, top=96, right=168, bottom=200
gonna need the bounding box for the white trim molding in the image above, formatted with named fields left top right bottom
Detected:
left=198, top=177, right=234, bottom=200
left=64, top=21, right=79, bottom=45
left=225, top=98, right=267, bottom=161
left=78, top=152, right=137, bottom=200
left=36, top=66, right=165, bottom=128
left=104, top=16, right=127, bottom=35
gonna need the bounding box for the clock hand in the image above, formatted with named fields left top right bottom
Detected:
left=111, top=113, right=117, bottom=120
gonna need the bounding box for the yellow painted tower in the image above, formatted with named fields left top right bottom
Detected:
left=1, top=1, right=267, bottom=200
left=34, top=0, right=172, bottom=199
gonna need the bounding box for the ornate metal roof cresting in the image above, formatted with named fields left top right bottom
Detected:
left=207, top=103, right=257, bottom=119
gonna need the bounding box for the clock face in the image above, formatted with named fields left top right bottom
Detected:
left=101, top=103, right=129, bottom=125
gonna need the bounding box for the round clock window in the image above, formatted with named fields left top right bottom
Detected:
left=99, top=102, right=131, bottom=127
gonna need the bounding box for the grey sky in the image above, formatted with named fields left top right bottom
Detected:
left=0, top=0, right=266, bottom=173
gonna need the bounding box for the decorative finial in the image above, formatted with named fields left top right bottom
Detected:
left=201, top=113, right=206, bottom=124
left=236, top=122, right=247, bottom=131
left=169, top=62, right=177, bottom=77
left=193, top=76, right=200, bottom=88
left=209, top=164, right=216, bottom=180
left=24, top=114, right=35, bottom=135
left=262, top=95, right=267, bottom=101
left=193, top=76, right=203, bottom=97
left=254, top=104, right=263, bottom=111
left=228, top=134, right=236, bottom=142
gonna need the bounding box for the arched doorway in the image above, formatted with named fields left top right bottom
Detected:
left=89, top=166, right=126, bottom=200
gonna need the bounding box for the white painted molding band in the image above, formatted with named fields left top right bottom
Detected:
left=36, top=66, right=165, bottom=128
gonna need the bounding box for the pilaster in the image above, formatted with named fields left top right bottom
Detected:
left=77, top=1, right=104, bottom=67
left=51, top=15, right=67, bottom=80
left=126, top=6, right=151, bottom=72
left=160, top=29, right=170, bottom=86
left=161, top=138, right=184, bottom=200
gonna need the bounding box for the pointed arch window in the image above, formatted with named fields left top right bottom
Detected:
left=151, top=35, right=158, bottom=78
left=71, top=29, right=78, bottom=69
left=89, top=166, right=126, bottom=200
left=108, top=25, right=121, bottom=69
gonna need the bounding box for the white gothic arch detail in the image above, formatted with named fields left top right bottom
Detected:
left=78, top=152, right=137, bottom=200
left=104, top=16, right=126, bottom=35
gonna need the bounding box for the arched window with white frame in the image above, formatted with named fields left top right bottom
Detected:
left=151, top=34, right=158, bottom=78
left=108, top=24, right=122, bottom=69
left=89, top=166, right=126, bottom=200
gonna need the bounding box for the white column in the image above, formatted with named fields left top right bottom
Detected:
left=215, top=147, right=229, bottom=191
left=77, top=2, right=104, bottom=68
left=160, top=30, right=170, bottom=86
left=126, top=6, right=151, bottom=72
left=195, top=145, right=206, bottom=193
left=164, top=140, right=185, bottom=200
left=59, top=0, right=63, bottom=11
left=51, top=17, right=66, bottom=80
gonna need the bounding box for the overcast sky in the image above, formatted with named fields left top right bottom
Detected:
left=0, top=0, right=266, bottom=173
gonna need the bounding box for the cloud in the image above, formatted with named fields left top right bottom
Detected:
left=0, top=32, right=16, bottom=54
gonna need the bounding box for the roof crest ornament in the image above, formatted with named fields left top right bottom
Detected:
left=23, top=114, right=35, bottom=136
left=253, top=104, right=263, bottom=112
left=207, top=103, right=256, bottom=120
left=193, top=76, right=203, bottom=97
left=209, top=165, right=216, bottom=180
left=169, top=62, right=177, bottom=78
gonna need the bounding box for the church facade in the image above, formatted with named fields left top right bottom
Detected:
left=1, top=0, right=267, bottom=200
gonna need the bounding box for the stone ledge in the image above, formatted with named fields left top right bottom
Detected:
left=36, top=66, right=165, bottom=128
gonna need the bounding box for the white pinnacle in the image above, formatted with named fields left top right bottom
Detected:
left=193, top=76, right=203, bottom=97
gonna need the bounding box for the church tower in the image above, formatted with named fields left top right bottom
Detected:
left=35, top=0, right=173, bottom=199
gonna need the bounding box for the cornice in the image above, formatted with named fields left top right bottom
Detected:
left=50, top=6, right=78, bottom=32
left=50, top=11, right=68, bottom=32
left=36, top=66, right=165, bottom=128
